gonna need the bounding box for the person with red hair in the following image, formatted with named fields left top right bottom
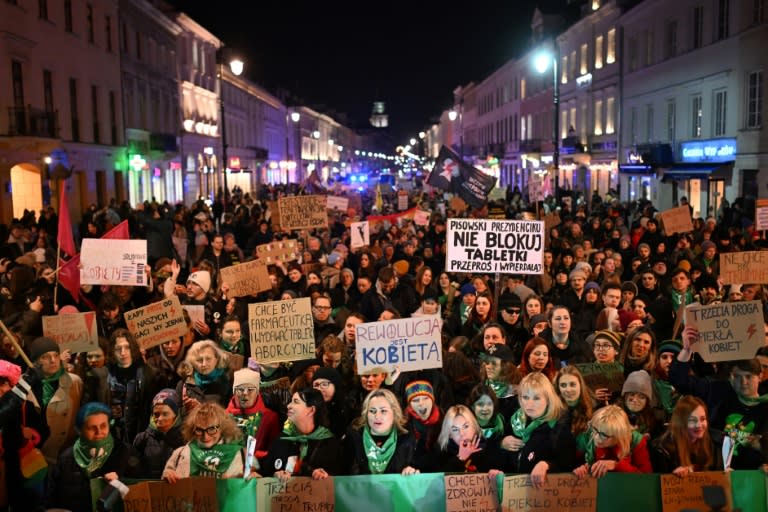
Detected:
left=518, top=337, right=557, bottom=381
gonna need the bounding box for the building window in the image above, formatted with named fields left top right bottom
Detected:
left=70, top=78, right=79, bottom=142
left=667, top=101, right=676, bottom=142
left=136, top=31, right=142, bottom=60
left=513, top=113, right=518, bottom=141
left=121, top=22, right=128, bottom=53
left=755, top=0, right=765, bottom=24
left=580, top=43, right=588, bottom=74
left=595, top=35, right=604, bottom=69
left=87, top=4, right=94, bottom=43
left=691, top=94, right=703, bottom=138
left=628, top=37, right=638, bottom=72
left=718, top=0, right=730, bottom=40
left=605, top=97, right=615, bottom=134
left=520, top=78, right=526, bottom=100
left=693, top=5, right=704, bottom=49
left=105, top=16, right=112, bottom=52
left=38, top=0, right=48, bottom=20
left=64, top=0, right=73, bottom=32
left=606, top=28, right=616, bottom=64
left=646, top=105, right=654, bottom=141
left=91, top=85, right=100, bottom=144
left=520, top=115, right=527, bottom=141
left=561, top=110, right=568, bottom=139
left=11, top=60, right=24, bottom=107
left=594, top=99, right=603, bottom=135
left=747, top=70, right=763, bottom=128
left=630, top=107, right=638, bottom=143
left=192, top=39, right=198, bottom=68
left=561, top=54, right=568, bottom=84
left=570, top=50, right=577, bottom=79
left=43, top=69, right=53, bottom=112
left=713, top=90, right=727, bottom=136
left=644, top=30, right=654, bottom=66
left=665, top=20, right=678, bottom=59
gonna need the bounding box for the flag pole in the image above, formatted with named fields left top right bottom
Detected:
left=0, top=319, right=33, bottom=368
left=53, top=243, right=61, bottom=309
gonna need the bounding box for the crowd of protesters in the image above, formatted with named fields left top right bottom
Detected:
left=0, top=182, right=766, bottom=511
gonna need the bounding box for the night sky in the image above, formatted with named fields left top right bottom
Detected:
left=168, top=0, right=574, bottom=144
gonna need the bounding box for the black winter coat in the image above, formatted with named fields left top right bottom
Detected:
left=132, top=424, right=185, bottom=479
left=502, top=416, right=578, bottom=474
left=261, top=432, right=345, bottom=476
left=344, top=428, right=416, bottom=475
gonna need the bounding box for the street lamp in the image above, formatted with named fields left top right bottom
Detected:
left=218, top=49, right=244, bottom=210
left=534, top=41, right=560, bottom=202
left=313, top=129, right=321, bottom=179
left=448, top=104, right=464, bottom=160
left=291, top=111, right=301, bottom=182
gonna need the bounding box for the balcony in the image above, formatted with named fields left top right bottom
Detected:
left=7, top=106, right=58, bottom=138
left=150, top=132, right=179, bottom=152
left=519, top=139, right=542, bottom=153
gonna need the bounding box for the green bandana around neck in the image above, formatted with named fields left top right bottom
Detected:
left=220, top=337, right=244, bottom=355
left=194, top=367, right=225, bottom=388
left=281, top=420, right=334, bottom=460
left=486, top=379, right=508, bottom=399
left=509, top=407, right=555, bottom=443
left=480, top=414, right=505, bottom=440
left=41, top=366, right=65, bottom=407
left=188, top=440, right=242, bottom=477
left=362, top=426, right=397, bottom=474
left=73, top=434, right=114, bottom=476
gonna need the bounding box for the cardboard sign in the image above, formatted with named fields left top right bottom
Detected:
left=124, top=296, right=188, bottom=350
left=574, top=362, right=626, bottom=393
left=41, top=311, right=98, bottom=353
left=266, top=200, right=281, bottom=231
left=326, top=195, right=349, bottom=212
left=684, top=300, right=764, bottom=362
left=488, top=186, right=507, bottom=201
left=659, top=205, right=694, bottom=235
left=255, top=240, right=299, bottom=264
left=756, top=199, right=768, bottom=231
left=124, top=477, right=219, bottom=512
left=414, top=210, right=431, bottom=226
left=446, top=218, right=545, bottom=274
left=80, top=238, right=147, bottom=286
left=278, top=195, right=328, bottom=231
left=719, top=251, right=768, bottom=284
left=220, top=259, right=272, bottom=297
left=501, top=473, right=597, bottom=512
left=528, top=174, right=545, bottom=202
left=450, top=196, right=468, bottom=213
left=256, top=477, right=334, bottom=512
left=355, top=315, right=443, bottom=375
left=445, top=473, right=498, bottom=512
left=488, top=206, right=506, bottom=219
left=248, top=298, right=314, bottom=364
left=398, top=192, right=409, bottom=211
left=350, top=221, right=370, bottom=249
left=660, top=471, right=732, bottom=512
left=183, top=305, right=205, bottom=326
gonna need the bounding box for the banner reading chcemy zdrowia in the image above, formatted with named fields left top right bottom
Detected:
left=445, top=218, right=544, bottom=274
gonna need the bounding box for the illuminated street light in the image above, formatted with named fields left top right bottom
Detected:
left=533, top=43, right=560, bottom=201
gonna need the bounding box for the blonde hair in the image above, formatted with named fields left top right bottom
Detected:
left=437, top=405, right=482, bottom=450
left=351, top=388, right=408, bottom=434
left=181, top=339, right=230, bottom=377
left=589, top=405, right=633, bottom=459
left=182, top=401, right=242, bottom=443
left=518, top=372, right=564, bottom=422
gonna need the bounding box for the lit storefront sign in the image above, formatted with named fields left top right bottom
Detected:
left=129, top=154, right=147, bottom=172
left=680, top=138, right=736, bottom=163
left=228, top=157, right=241, bottom=170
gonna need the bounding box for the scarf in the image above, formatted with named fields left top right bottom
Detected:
left=226, top=397, right=264, bottom=440
left=188, top=439, right=242, bottom=477
left=585, top=430, right=643, bottom=466
left=509, top=407, right=555, bottom=443
left=480, top=414, right=505, bottom=440
left=486, top=379, right=508, bottom=399
left=362, top=427, right=397, bottom=474
left=194, top=367, right=225, bottom=388
left=73, top=434, right=114, bottom=476
left=406, top=405, right=441, bottom=443
left=653, top=379, right=678, bottom=416
left=281, top=420, right=334, bottom=460
left=41, top=367, right=65, bottom=407
left=220, top=337, right=244, bottom=355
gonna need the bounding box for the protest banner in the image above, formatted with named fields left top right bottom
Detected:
left=256, top=477, right=334, bottom=512
left=327, top=195, right=349, bottom=212
left=42, top=311, right=98, bottom=353
left=488, top=205, right=506, bottom=219
left=445, top=218, right=544, bottom=274
left=445, top=473, right=498, bottom=512
left=347, top=193, right=363, bottom=216
left=124, top=477, right=219, bottom=512
left=124, top=296, right=187, bottom=350
left=355, top=315, right=443, bottom=375
left=488, top=186, right=507, bottom=201
left=255, top=240, right=299, bottom=264
left=501, top=473, right=597, bottom=512
left=659, top=205, right=694, bottom=235
left=414, top=210, right=431, bottom=226
left=266, top=200, right=281, bottom=231
left=574, top=362, right=625, bottom=393
left=248, top=298, right=314, bottom=363
left=450, top=196, right=468, bottom=213
left=80, top=238, right=147, bottom=286
left=278, top=195, right=328, bottom=231
left=683, top=300, right=764, bottom=362
left=756, top=199, right=768, bottom=231
left=660, top=471, right=732, bottom=512
left=220, top=259, right=271, bottom=297
left=398, top=190, right=409, bottom=211
left=182, top=305, right=204, bottom=326
left=350, top=221, right=370, bottom=249
left=719, top=251, right=768, bottom=284
left=528, top=174, right=545, bottom=202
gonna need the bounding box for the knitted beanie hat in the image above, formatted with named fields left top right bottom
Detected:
left=594, top=329, right=623, bottom=350
left=233, top=368, right=261, bottom=391
left=29, top=336, right=60, bottom=362
left=187, top=270, right=211, bottom=293
left=657, top=339, right=683, bottom=355
left=405, top=380, right=435, bottom=404
left=152, top=388, right=180, bottom=415
left=622, top=370, right=653, bottom=400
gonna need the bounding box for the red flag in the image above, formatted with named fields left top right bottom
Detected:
left=102, top=219, right=130, bottom=240
left=57, top=183, right=76, bottom=257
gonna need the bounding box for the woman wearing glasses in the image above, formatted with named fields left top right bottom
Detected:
left=176, top=340, right=232, bottom=411
left=574, top=404, right=652, bottom=478
left=162, top=401, right=250, bottom=482
left=225, top=368, right=280, bottom=459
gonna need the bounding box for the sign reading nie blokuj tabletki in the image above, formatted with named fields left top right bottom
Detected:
left=445, top=218, right=544, bottom=274
left=355, top=315, right=443, bottom=375
left=80, top=238, right=147, bottom=286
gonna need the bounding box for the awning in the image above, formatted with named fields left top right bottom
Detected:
left=619, top=164, right=654, bottom=174
left=661, top=162, right=734, bottom=182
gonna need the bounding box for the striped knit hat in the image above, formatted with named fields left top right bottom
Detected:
left=405, top=380, right=435, bottom=404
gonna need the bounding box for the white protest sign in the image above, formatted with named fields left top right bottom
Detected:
left=413, top=210, right=431, bottom=227
left=80, top=238, right=147, bottom=286
left=397, top=193, right=409, bottom=211
left=42, top=311, right=98, bottom=353
left=124, top=296, right=187, bottom=350
left=248, top=298, right=315, bottom=364
left=684, top=300, right=764, bottom=362
left=182, top=305, right=205, bottom=326
left=326, top=195, right=349, bottom=212
left=350, top=221, right=370, bottom=249
left=756, top=199, right=768, bottom=231
left=445, top=218, right=544, bottom=274
left=355, top=315, right=443, bottom=374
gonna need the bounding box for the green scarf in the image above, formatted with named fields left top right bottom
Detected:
left=480, top=414, right=505, bottom=440
left=220, top=337, right=244, bottom=355
left=486, top=379, right=508, bottom=399
left=188, top=440, right=243, bottom=477
left=584, top=429, right=643, bottom=465
left=73, top=434, right=114, bottom=476
left=281, top=420, right=334, bottom=460
left=362, top=427, right=397, bottom=474
left=41, top=367, right=65, bottom=407
left=194, top=367, right=225, bottom=388
left=509, top=407, right=556, bottom=443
